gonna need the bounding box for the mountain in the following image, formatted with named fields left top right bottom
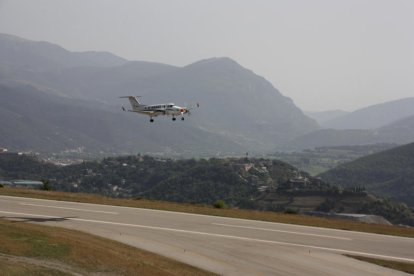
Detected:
left=305, top=110, right=349, bottom=125
left=34, top=60, right=179, bottom=101
left=0, top=33, right=127, bottom=72
left=322, top=97, right=414, bottom=129
left=0, top=81, right=244, bottom=155
left=319, top=142, right=414, bottom=207
left=0, top=33, right=319, bottom=153
left=119, top=57, right=319, bottom=149
left=377, top=114, right=414, bottom=143
left=289, top=115, right=414, bottom=149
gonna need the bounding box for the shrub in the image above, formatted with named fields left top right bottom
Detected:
left=213, top=200, right=228, bottom=209
left=41, top=179, right=51, bottom=191
left=284, top=208, right=299, bottom=214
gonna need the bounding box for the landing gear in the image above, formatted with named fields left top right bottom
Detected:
left=172, top=117, right=176, bottom=121
left=181, top=117, right=185, bottom=121
left=150, top=118, right=154, bottom=123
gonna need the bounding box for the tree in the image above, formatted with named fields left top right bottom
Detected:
left=41, top=179, right=51, bottom=191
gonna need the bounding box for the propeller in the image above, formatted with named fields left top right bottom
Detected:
left=185, top=102, right=199, bottom=116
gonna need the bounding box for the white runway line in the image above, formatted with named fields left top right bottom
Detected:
left=19, top=203, right=118, bottom=214
left=1, top=195, right=411, bottom=241
left=212, top=223, right=352, bottom=240
left=1, top=210, right=413, bottom=263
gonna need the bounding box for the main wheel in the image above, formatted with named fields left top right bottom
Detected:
left=172, top=117, right=176, bottom=121
left=150, top=118, right=154, bottom=123
left=181, top=117, right=185, bottom=121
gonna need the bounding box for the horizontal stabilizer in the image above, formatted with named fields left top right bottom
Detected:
left=119, top=96, right=141, bottom=108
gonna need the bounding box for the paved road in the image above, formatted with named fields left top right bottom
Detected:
left=0, top=195, right=413, bottom=275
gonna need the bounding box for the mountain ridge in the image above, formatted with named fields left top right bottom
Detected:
left=0, top=32, right=128, bottom=70
left=289, top=114, right=414, bottom=149
left=305, top=110, right=350, bottom=125
left=322, top=97, right=414, bottom=130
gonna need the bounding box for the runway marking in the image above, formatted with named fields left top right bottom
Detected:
left=212, top=223, right=352, bottom=241
left=19, top=203, right=118, bottom=215
left=1, top=195, right=412, bottom=241
left=1, top=210, right=413, bottom=263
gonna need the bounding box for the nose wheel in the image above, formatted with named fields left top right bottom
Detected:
left=181, top=117, right=185, bottom=121
left=150, top=118, right=154, bottom=123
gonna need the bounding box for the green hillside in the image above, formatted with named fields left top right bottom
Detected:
left=319, top=142, right=414, bottom=207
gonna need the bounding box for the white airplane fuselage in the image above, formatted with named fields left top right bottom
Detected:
left=134, top=103, right=187, bottom=117
left=120, top=96, right=191, bottom=122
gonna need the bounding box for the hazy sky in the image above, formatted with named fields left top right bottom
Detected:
left=0, top=0, right=413, bottom=111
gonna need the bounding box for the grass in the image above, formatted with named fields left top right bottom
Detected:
left=345, top=255, right=414, bottom=274
left=0, top=258, right=71, bottom=276
left=0, top=218, right=214, bottom=275
left=1, top=187, right=414, bottom=238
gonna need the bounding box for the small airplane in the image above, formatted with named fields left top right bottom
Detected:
left=120, top=96, right=199, bottom=123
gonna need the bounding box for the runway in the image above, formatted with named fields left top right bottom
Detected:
left=0, top=195, right=413, bottom=275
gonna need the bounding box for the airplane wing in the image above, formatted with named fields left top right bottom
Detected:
left=139, top=110, right=166, bottom=116
left=154, top=109, right=167, bottom=115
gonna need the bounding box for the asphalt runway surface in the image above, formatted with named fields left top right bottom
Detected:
left=0, top=195, right=413, bottom=275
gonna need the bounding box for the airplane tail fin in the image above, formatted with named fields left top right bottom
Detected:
left=119, top=96, right=141, bottom=110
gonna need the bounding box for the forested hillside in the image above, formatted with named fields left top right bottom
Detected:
left=1, top=153, right=413, bottom=225
left=320, top=142, right=414, bottom=207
